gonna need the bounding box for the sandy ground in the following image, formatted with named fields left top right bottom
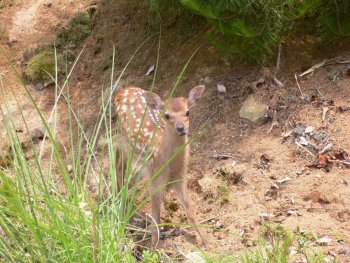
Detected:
left=0, top=1, right=349, bottom=262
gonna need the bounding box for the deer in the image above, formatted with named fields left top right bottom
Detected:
left=114, top=85, right=207, bottom=249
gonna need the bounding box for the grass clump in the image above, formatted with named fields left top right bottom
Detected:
left=0, top=153, right=12, bottom=169
left=56, top=12, right=92, bottom=48
left=0, top=37, right=199, bottom=261
left=25, top=48, right=62, bottom=82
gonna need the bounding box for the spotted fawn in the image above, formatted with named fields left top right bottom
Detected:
left=114, top=85, right=207, bottom=248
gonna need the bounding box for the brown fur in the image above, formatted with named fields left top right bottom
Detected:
left=114, top=85, right=206, bottom=248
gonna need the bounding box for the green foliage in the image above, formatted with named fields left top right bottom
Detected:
left=56, top=12, right=92, bottom=48
left=0, top=40, right=199, bottom=262
left=148, top=0, right=350, bottom=63
left=141, top=250, right=160, bottom=262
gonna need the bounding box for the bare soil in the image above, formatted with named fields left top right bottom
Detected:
left=0, top=1, right=349, bottom=262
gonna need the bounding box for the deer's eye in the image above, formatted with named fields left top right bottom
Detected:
left=164, top=113, right=170, bottom=120
left=186, top=110, right=190, bottom=117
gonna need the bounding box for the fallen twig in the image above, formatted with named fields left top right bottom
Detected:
left=295, top=141, right=316, bottom=157
left=330, top=159, right=350, bottom=166
left=315, top=87, right=323, bottom=97
left=294, top=74, right=304, bottom=97
left=322, top=107, right=329, bottom=122
left=273, top=76, right=284, bottom=88
left=211, top=153, right=236, bottom=160
left=337, top=59, right=350, bottom=64
left=268, top=110, right=278, bottom=133
left=299, top=60, right=328, bottom=77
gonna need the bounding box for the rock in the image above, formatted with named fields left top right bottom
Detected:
left=293, top=125, right=305, bottom=137
left=215, top=220, right=224, bottom=229
left=305, top=126, right=314, bottom=134
left=44, top=2, right=52, bottom=8
left=239, top=95, right=269, bottom=125
left=31, top=128, right=45, bottom=144
left=184, top=252, right=205, bottom=263
left=338, top=246, right=350, bottom=255
left=313, top=132, right=327, bottom=141
left=315, top=236, right=332, bottom=245
left=34, top=81, right=45, bottom=90
left=217, top=84, right=226, bottom=93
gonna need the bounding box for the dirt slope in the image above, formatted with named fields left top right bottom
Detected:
left=1, top=1, right=350, bottom=262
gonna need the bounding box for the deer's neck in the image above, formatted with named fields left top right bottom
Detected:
left=159, top=125, right=188, bottom=159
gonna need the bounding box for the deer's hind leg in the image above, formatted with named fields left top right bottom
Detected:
left=173, top=180, right=207, bottom=247
left=116, top=148, right=127, bottom=192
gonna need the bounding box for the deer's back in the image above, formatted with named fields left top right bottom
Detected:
left=114, top=87, right=164, bottom=158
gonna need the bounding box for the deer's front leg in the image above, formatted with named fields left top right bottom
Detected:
left=150, top=191, right=162, bottom=249
left=174, top=180, right=207, bottom=247
left=116, top=150, right=125, bottom=192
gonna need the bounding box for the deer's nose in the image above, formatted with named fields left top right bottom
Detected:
left=176, top=124, right=185, bottom=133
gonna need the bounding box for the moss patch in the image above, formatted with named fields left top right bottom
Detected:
left=24, top=12, right=92, bottom=83
left=217, top=183, right=230, bottom=206
left=56, top=12, right=92, bottom=48
left=215, top=167, right=244, bottom=185
left=25, top=49, right=58, bottom=82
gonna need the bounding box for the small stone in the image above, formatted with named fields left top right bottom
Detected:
left=293, top=125, right=305, bottom=137
left=239, top=95, right=269, bottom=125
left=315, top=236, right=332, bottom=245
left=34, top=81, right=45, bottom=90
left=287, top=210, right=298, bottom=216
left=217, top=84, right=226, bottom=93
left=305, top=126, right=314, bottom=134
left=215, top=220, right=224, bottom=229
left=31, top=128, right=45, bottom=144
left=338, top=246, right=350, bottom=255
left=313, top=132, right=327, bottom=141
left=259, top=212, right=274, bottom=219
left=298, top=136, right=308, bottom=146
left=289, top=247, right=298, bottom=256
left=145, top=65, right=155, bottom=76
left=67, top=164, right=73, bottom=173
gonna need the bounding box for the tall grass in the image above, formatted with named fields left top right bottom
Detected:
left=0, top=35, right=204, bottom=262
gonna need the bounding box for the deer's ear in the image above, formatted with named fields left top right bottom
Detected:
left=188, top=85, right=205, bottom=108
left=147, top=91, right=163, bottom=110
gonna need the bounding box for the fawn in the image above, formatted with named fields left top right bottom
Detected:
left=114, top=85, right=207, bottom=248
